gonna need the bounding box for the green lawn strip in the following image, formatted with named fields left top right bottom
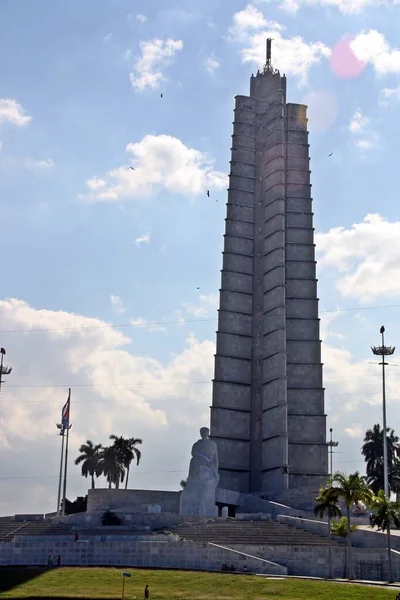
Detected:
left=0, top=568, right=395, bottom=600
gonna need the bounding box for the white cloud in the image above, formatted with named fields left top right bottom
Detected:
left=348, top=109, right=376, bottom=150
left=182, top=294, right=219, bottom=318
left=230, top=4, right=281, bottom=35
left=351, top=30, right=400, bottom=75
left=130, top=38, right=183, bottom=91
left=0, top=298, right=214, bottom=514
left=355, top=139, right=373, bottom=149
left=258, top=0, right=380, bottom=14
left=230, top=5, right=330, bottom=84
left=136, top=14, right=147, bottom=23
left=0, top=99, right=31, bottom=127
left=25, top=158, right=55, bottom=169
left=81, top=134, right=228, bottom=203
left=130, top=317, right=166, bottom=334
left=380, top=85, right=400, bottom=105
left=349, top=109, right=368, bottom=133
left=110, top=295, right=125, bottom=313
left=345, top=423, right=364, bottom=438
left=204, top=54, right=220, bottom=75
left=316, top=214, right=400, bottom=302
left=135, top=233, right=150, bottom=246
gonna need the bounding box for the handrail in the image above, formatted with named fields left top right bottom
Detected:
left=0, top=521, right=29, bottom=541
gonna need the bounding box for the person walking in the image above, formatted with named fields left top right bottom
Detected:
left=144, top=584, right=150, bottom=599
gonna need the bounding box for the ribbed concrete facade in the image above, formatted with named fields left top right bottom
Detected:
left=210, top=65, right=328, bottom=497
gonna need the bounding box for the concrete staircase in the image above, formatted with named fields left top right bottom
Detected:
left=0, top=519, right=70, bottom=542
left=173, top=519, right=335, bottom=546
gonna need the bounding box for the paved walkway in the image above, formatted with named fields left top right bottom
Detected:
left=259, top=574, right=400, bottom=590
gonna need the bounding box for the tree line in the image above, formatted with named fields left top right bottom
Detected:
left=313, top=422, right=400, bottom=580
left=75, top=436, right=142, bottom=489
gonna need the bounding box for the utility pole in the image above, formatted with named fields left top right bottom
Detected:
left=371, top=326, right=395, bottom=583
left=0, top=347, right=12, bottom=428
left=60, top=389, right=72, bottom=517
left=327, top=428, right=339, bottom=479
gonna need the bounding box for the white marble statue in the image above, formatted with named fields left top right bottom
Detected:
left=179, top=427, right=219, bottom=517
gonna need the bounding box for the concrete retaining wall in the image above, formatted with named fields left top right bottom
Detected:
left=277, top=514, right=399, bottom=549
left=226, top=542, right=396, bottom=580
left=87, top=489, right=181, bottom=514
left=0, top=539, right=284, bottom=575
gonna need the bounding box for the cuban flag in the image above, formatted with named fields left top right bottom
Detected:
left=61, top=390, right=71, bottom=431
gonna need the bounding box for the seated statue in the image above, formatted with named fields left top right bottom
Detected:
left=180, top=427, right=219, bottom=517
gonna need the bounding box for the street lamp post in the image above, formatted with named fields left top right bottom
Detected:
left=0, top=347, right=12, bottom=394
left=327, top=427, right=339, bottom=479
left=371, top=325, right=395, bottom=583
left=0, top=347, right=12, bottom=427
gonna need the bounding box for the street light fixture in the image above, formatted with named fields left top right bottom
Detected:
left=327, top=428, right=339, bottom=479
left=371, top=325, right=395, bottom=583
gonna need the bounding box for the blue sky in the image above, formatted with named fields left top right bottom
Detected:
left=1, top=0, right=400, bottom=514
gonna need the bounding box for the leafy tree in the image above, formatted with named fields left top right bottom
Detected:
left=372, top=490, right=400, bottom=531
left=99, top=445, right=125, bottom=489
left=101, top=509, right=123, bottom=526
left=74, top=440, right=103, bottom=489
left=109, top=435, right=142, bottom=489
left=331, top=517, right=357, bottom=579
left=63, top=496, right=88, bottom=515
left=362, top=424, right=400, bottom=494
left=314, top=485, right=341, bottom=579
left=330, top=471, right=373, bottom=579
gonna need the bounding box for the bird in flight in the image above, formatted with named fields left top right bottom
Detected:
left=328, top=153, right=333, bottom=157
left=160, top=93, right=163, bottom=98
left=206, top=190, right=210, bottom=197
left=130, top=167, right=135, bottom=170
left=196, top=287, right=200, bottom=290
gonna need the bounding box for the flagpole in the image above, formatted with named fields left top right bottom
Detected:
left=61, top=388, right=71, bottom=517
left=56, top=431, right=65, bottom=516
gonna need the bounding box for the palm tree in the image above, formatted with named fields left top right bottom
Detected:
left=331, top=517, right=357, bottom=579
left=314, top=485, right=341, bottom=579
left=362, top=424, right=400, bottom=494
left=372, top=490, right=400, bottom=531
left=371, top=490, right=400, bottom=583
left=99, top=445, right=125, bottom=489
left=330, top=471, right=373, bottom=580
left=74, top=440, right=103, bottom=489
left=109, top=435, right=142, bottom=490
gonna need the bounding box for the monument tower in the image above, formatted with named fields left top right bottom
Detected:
left=210, top=40, right=328, bottom=498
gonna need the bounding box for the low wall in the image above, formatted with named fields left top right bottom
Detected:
left=0, top=539, right=284, bottom=575
left=240, top=495, right=311, bottom=519
left=87, top=489, right=181, bottom=514
left=226, top=543, right=396, bottom=580
left=55, top=512, right=205, bottom=531
left=277, top=514, right=400, bottom=550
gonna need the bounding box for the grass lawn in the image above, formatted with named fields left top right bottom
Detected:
left=0, top=568, right=397, bottom=600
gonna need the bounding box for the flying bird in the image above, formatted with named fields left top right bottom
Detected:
left=328, top=153, right=333, bottom=157
left=160, top=93, right=163, bottom=98
left=206, top=190, right=210, bottom=197
left=130, top=167, right=135, bottom=170
left=196, top=287, right=200, bottom=289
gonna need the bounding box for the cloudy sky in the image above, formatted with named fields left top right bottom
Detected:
left=1, top=0, right=400, bottom=515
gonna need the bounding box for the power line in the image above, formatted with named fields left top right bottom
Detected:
left=0, top=470, right=186, bottom=481
left=0, top=302, right=400, bottom=335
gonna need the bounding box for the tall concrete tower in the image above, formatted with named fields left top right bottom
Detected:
left=210, top=41, right=328, bottom=498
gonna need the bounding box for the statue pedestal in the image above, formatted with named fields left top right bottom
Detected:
left=180, top=482, right=218, bottom=517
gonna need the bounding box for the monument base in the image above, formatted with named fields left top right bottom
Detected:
left=180, top=483, right=218, bottom=517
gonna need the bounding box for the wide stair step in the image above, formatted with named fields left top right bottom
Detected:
left=172, top=520, right=334, bottom=546
left=0, top=520, right=70, bottom=542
